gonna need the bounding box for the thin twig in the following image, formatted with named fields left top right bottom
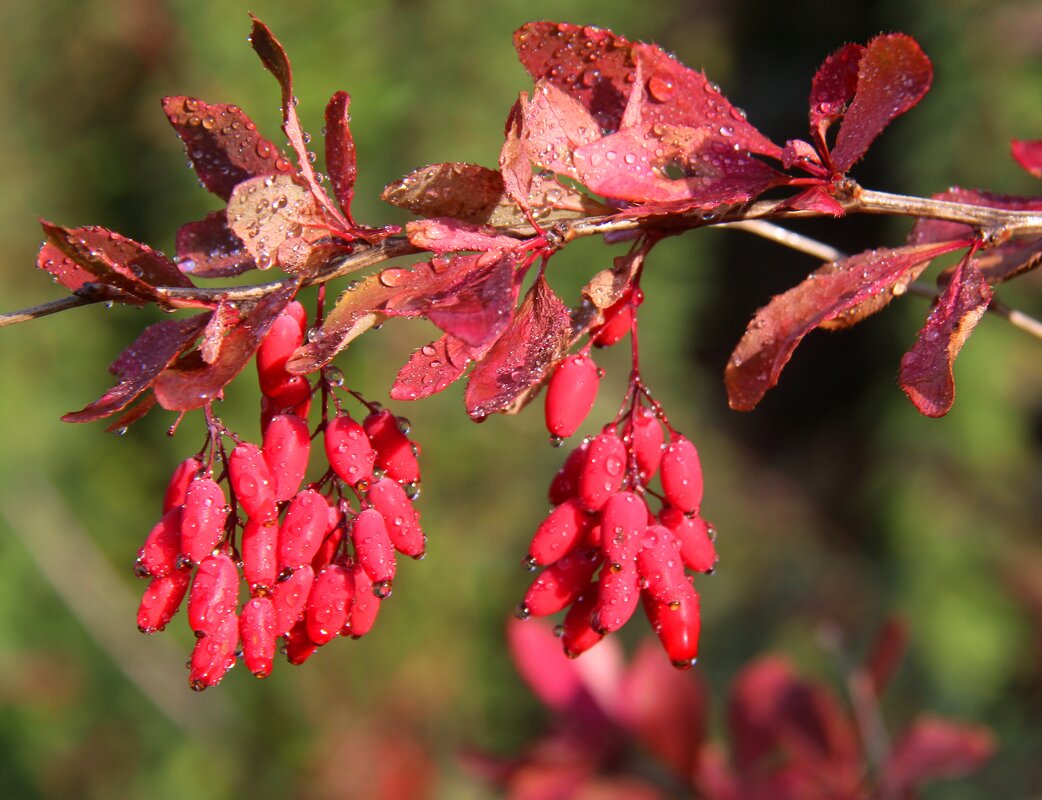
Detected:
left=0, top=295, right=99, bottom=328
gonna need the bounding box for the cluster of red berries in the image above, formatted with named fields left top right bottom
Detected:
left=516, top=350, right=717, bottom=669
left=134, top=302, right=424, bottom=690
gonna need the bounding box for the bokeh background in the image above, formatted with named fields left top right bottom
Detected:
left=1, top=0, right=1041, bottom=797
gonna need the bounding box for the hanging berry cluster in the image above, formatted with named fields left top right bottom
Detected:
left=23, top=14, right=1042, bottom=688
left=135, top=300, right=424, bottom=689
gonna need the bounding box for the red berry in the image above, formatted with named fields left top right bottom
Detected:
left=344, top=561, right=380, bottom=638
left=261, top=394, right=311, bottom=435
left=352, top=508, right=396, bottom=589
left=284, top=619, right=320, bottom=665
left=306, top=563, right=353, bottom=645
left=180, top=477, right=228, bottom=564
left=545, top=354, right=600, bottom=439
left=548, top=440, right=588, bottom=505
left=163, top=456, right=202, bottom=513
left=560, top=589, right=603, bottom=658
left=527, top=498, right=590, bottom=566
left=262, top=414, right=311, bottom=503
left=311, top=506, right=345, bottom=571
left=324, top=413, right=375, bottom=487
left=590, top=561, right=640, bottom=634
left=658, top=507, right=717, bottom=573
left=598, top=490, right=647, bottom=567
left=189, top=611, right=239, bottom=690
left=278, top=489, right=330, bottom=570
left=228, top=442, right=277, bottom=521
left=240, top=596, right=277, bottom=678
left=660, top=436, right=703, bottom=514
left=522, top=550, right=601, bottom=617
left=367, top=477, right=425, bottom=558
left=271, top=564, right=314, bottom=636
left=241, top=516, right=279, bottom=590
left=592, top=288, right=642, bottom=348
left=631, top=407, right=664, bottom=481
left=257, top=303, right=306, bottom=397
left=363, top=410, right=420, bottom=484
left=137, top=506, right=182, bottom=578
left=187, top=553, right=239, bottom=635
left=137, top=570, right=191, bottom=633
left=643, top=583, right=701, bottom=669
left=282, top=300, right=308, bottom=334
left=578, top=432, right=627, bottom=512
left=636, top=525, right=690, bottom=603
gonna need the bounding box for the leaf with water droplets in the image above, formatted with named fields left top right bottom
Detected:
left=908, top=187, right=1042, bottom=283
left=829, top=34, right=932, bottom=173
left=406, top=218, right=520, bottom=253
left=37, top=242, right=94, bottom=293
left=175, top=211, right=255, bottom=278
left=381, top=162, right=506, bottom=223
left=63, top=313, right=211, bottom=423
left=391, top=334, right=492, bottom=401
left=324, top=90, right=358, bottom=222
left=524, top=80, right=600, bottom=180
left=1011, top=138, right=1042, bottom=179
left=161, top=96, right=289, bottom=201
left=465, top=274, right=572, bottom=419
left=899, top=260, right=991, bottom=418
left=777, top=186, right=846, bottom=216
left=807, top=43, right=864, bottom=157
left=725, top=241, right=967, bottom=411
left=499, top=96, right=532, bottom=211
left=39, top=221, right=195, bottom=305
left=198, top=301, right=241, bottom=364
left=153, top=284, right=298, bottom=411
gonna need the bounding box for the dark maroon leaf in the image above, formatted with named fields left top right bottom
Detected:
left=882, top=715, right=995, bottom=791
left=406, top=218, right=520, bottom=253
left=830, top=34, right=932, bottom=173
left=105, top=394, right=157, bottom=433
left=726, top=241, right=966, bottom=411
left=324, top=91, right=358, bottom=222
left=1011, top=138, right=1042, bottom=178
left=175, top=211, right=255, bottom=278
left=161, top=96, right=290, bottom=201
left=63, top=313, right=211, bottom=422
left=899, top=260, right=992, bottom=417
left=37, top=242, right=94, bottom=293
left=808, top=43, right=864, bottom=156
left=381, top=162, right=507, bottom=223
left=153, top=284, right=298, bottom=411
left=391, top=334, right=489, bottom=401
left=464, top=274, right=572, bottom=419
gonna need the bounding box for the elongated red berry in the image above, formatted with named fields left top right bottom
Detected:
left=363, top=410, right=420, bottom=483
left=660, top=436, right=703, bottom=514
left=344, top=560, right=380, bottom=637
left=352, top=508, right=396, bottom=590
left=257, top=302, right=306, bottom=397
left=367, top=477, right=425, bottom=558
left=658, top=507, right=717, bottom=573
left=242, top=516, right=278, bottom=590
left=138, top=506, right=182, bottom=578
left=528, top=498, right=590, bottom=566
left=560, top=589, right=603, bottom=658
left=188, top=553, right=239, bottom=635
left=262, top=414, right=311, bottom=502
left=325, top=413, right=375, bottom=487
left=261, top=394, right=311, bottom=435
left=599, top=491, right=648, bottom=567
left=591, top=562, right=640, bottom=634
left=636, top=525, right=690, bottom=603
left=240, top=596, right=277, bottom=678
left=631, top=407, right=664, bottom=481
left=522, top=550, right=601, bottom=617
left=228, top=442, right=277, bottom=521
left=643, top=583, right=701, bottom=669
left=180, top=477, right=229, bottom=564
left=164, top=456, right=202, bottom=513
left=592, top=288, right=643, bottom=348
left=545, top=354, right=600, bottom=438
left=548, top=440, right=588, bottom=505
left=306, top=563, right=353, bottom=645
left=285, top=619, right=320, bottom=665
left=271, top=564, right=314, bottom=636
left=312, top=508, right=344, bottom=572
left=278, top=489, right=330, bottom=570
left=137, top=570, right=191, bottom=633
left=189, top=611, right=239, bottom=690
left=578, top=432, right=627, bottom=512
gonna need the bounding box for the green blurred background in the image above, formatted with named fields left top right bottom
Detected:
left=1, top=0, right=1041, bottom=797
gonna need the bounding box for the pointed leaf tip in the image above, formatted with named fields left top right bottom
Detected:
left=1011, top=138, right=1042, bottom=179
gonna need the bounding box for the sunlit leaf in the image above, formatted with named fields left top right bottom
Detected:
left=175, top=211, right=255, bottom=278
left=808, top=43, right=863, bottom=155
left=381, top=162, right=507, bottom=223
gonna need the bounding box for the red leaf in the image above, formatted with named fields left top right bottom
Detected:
left=883, top=715, right=995, bottom=791
left=899, top=260, right=992, bottom=417
left=161, top=96, right=290, bottom=201
left=725, top=241, right=966, bottom=411
left=464, top=275, right=572, bottom=420
left=198, top=301, right=241, bottom=364
left=1011, top=138, right=1042, bottom=178
left=324, top=91, right=358, bottom=222
left=829, top=34, right=932, bottom=173
left=37, top=242, right=94, bottom=294
left=506, top=617, right=589, bottom=715
left=863, top=617, right=909, bottom=696
left=390, top=334, right=488, bottom=401
left=808, top=43, right=864, bottom=156
left=381, top=162, right=506, bottom=223
left=153, top=284, right=298, bottom=411
left=406, top=218, right=520, bottom=253
left=778, top=186, right=846, bottom=216
left=523, top=81, right=600, bottom=180
left=175, top=211, right=255, bottom=278
left=499, top=96, right=533, bottom=211
left=62, top=313, right=211, bottom=422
